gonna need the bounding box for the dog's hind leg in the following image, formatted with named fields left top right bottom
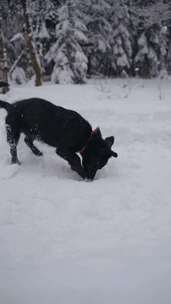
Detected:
left=6, top=124, right=21, bottom=164
left=56, top=148, right=85, bottom=179
left=24, top=136, right=43, bottom=156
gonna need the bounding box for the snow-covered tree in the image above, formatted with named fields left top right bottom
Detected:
left=45, top=0, right=88, bottom=84
left=167, top=29, right=171, bottom=74
left=22, top=0, right=43, bottom=86
left=108, top=0, right=133, bottom=76
left=1, top=0, right=171, bottom=79
left=79, top=0, right=133, bottom=77
left=79, top=0, right=112, bottom=76
left=31, top=0, right=58, bottom=52
left=133, top=0, right=169, bottom=77
left=0, top=17, right=9, bottom=91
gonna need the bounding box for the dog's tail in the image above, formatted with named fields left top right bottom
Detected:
left=0, top=100, right=13, bottom=112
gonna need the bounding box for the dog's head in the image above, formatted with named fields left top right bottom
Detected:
left=82, top=128, right=118, bottom=180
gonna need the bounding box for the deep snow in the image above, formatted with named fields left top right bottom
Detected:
left=0, top=78, right=171, bottom=304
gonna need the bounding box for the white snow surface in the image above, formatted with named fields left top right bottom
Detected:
left=0, top=79, right=171, bottom=304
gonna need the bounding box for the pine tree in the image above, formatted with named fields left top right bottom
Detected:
left=46, top=0, right=88, bottom=84
left=1, top=0, right=171, bottom=80
left=31, top=0, right=58, bottom=53
left=79, top=0, right=112, bottom=76
left=79, top=0, right=133, bottom=77
left=107, top=0, right=133, bottom=76
left=134, top=0, right=169, bottom=77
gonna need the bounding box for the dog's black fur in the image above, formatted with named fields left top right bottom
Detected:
left=0, top=98, right=118, bottom=179
left=0, top=81, right=9, bottom=88
left=0, top=81, right=9, bottom=94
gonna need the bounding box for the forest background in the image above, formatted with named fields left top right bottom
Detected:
left=0, top=0, right=171, bottom=84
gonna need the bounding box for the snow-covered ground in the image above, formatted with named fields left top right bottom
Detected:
left=0, top=78, right=171, bottom=304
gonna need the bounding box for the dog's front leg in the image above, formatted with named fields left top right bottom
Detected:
left=6, top=124, right=21, bottom=165
left=56, top=148, right=86, bottom=179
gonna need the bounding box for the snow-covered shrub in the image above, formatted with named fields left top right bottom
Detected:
left=11, top=67, right=26, bottom=84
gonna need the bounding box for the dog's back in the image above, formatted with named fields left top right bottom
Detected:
left=6, top=98, right=92, bottom=151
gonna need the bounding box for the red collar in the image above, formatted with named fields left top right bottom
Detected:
left=79, top=129, right=95, bottom=155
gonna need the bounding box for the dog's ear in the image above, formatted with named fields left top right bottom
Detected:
left=105, top=136, right=114, bottom=148
left=110, top=150, right=118, bottom=158
left=94, top=127, right=102, bottom=138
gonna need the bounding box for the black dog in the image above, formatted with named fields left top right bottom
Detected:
left=0, top=98, right=118, bottom=180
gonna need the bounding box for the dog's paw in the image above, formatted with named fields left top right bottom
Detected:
left=35, top=151, right=43, bottom=157
left=11, top=160, right=21, bottom=165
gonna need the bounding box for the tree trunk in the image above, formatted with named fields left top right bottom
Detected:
left=9, top=50, right=25, bottom=80
left=0, top=17, right=9, bottom=93
left=22, top=0, right=42, bottom=86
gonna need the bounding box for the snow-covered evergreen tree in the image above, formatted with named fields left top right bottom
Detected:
left=31, top=0, right=58, bottom=51
left=1, top=0, right=171, bottom=79
left=108, top=0, right=133, bottom=76
left=79, top=0, right=133, bottom=77
left=79, top=0, right=112, bottom=76
left=167, top=29, right=171, bottom=74
left=134, top=0, right=169, bottom=77
left=45, top=0, right=88, bottom=84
